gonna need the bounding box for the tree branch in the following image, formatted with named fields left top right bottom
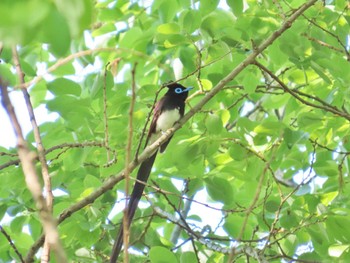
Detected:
left=12, top=45, right=56, bottom=262
left=0, top=80, right=67, bottom=263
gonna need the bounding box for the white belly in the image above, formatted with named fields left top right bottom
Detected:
left=156, top=109, right=181, bottom=132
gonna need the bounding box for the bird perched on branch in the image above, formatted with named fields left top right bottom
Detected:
left=110, top=82, right=193, bottom=262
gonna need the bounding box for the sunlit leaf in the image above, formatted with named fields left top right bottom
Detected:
left=149, top=246, right=177, bottom=263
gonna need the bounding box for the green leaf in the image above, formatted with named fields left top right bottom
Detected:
left=30, top=80, right=47, bottom=108
left=159, top=34, right=187, bottom=48
left=98, top=8, right=123, bottom=22
left=228, top=143, right=247, bottom=161
left=0, top=0, right=50, bottom=44
left=120, top=27, right=143, bottom=48
left=179, top=47, right=196, bottom=71
left=268, top=41, right=289, bottom=66
left=205, top=114, right=223, bottom=134
left=200, top=79, right=213, bottom=91
left=254, top=120, right=285, bottom=136
left=180, top=10, right=201, bottom=34
left=0, top=204, right=7, bottom=221
left=201, top=10, right=235, bottom=39
left=49, top=61, right=75, bottom=76
left=92, top=22, right=116, bottom=37
left=241, top=71, right=260, bottom=94
left=220, top=109, right=230, bottom=126
left=11, top=216, right=27, bottom=234
left=297, top=111, right=324, bottom=131
left=265, top=200, right=280, bottom=213
left=28, top=217, right=42, bottom=240
left=84, top=174, right=102, bottom=189
left=149, top=246, right=177, bottom=263
left=47, top=78, right=81, bottom=96
left=0, top=63, right=17, bottom=86
left=53, top=0, right=93, bottom=36
left=226, top=0, right=243, bottom=17
left=283, top=128, right=308, bottom=148
left=205, top=176, right=234, bottom=205
left=42, top=8, right=71, bottom=56
left=280, top=212, right=299, bottom=228
left=180, top=252, right=197, bottom=263
left=223, top=214, right=243, bottom=238
left=156, top=0, right=179, bottom=22
left=199, top=0, right=220, bottom=15
left=46, top=95, right=92, bottom=123
left=310, top=61, right=332, bottom=84
left=20, top=60, right=36, bottom=77
left=157, top=23, right=180, bottom=34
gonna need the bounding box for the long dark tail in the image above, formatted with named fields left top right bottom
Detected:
left=110, top=151, right=158, bottom=262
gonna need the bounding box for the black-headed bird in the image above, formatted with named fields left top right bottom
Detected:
left=110, top=82, right=193, bottom=262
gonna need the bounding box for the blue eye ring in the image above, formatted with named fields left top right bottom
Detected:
left=175, top=87, right=183, bottom=94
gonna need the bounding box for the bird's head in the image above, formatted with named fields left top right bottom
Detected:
left=166, top=82, right=193, bottom=99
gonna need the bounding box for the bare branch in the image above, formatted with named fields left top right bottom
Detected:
left=12, top=46, right=56, bottom=262
left=0, top=80, right=67, bottom=263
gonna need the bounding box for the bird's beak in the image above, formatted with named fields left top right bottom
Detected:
left=184, top=87, right=193, bottom=92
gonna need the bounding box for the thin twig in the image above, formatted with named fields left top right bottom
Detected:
left=170, top=180, right=194, bottom=244
left=0, top=225, right=24, bottom=263
left=191, top=40, right=204, bottom=92
left=262, top=141, right=317, bottom=254
left=235, top=139, right=278, bottom=246
left=272, top=0, right=286, bottom=20
left=253, top=61, right=350, bottom=121
left=0, top=141, right=117, bottom=171
left=103, top=63, right=111, bottom=162
left=302, top=33, right=346, bottom=54
left=310, top=138, right=350, bottom=155
left=302, top=14, right=350, bottom=61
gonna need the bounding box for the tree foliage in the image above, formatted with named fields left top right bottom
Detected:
left=0, top=0, right=350, bottom=262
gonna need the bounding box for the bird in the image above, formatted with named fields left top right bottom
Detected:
left=110, top=82, right=193, bottom=262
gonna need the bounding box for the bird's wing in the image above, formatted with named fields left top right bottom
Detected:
left=144, top=97, right=164, bottom=147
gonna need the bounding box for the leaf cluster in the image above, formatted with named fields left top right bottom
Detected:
left=1, top=0, right=350, bottom=262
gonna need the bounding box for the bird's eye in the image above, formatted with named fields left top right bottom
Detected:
left=174, top=88, right=183, bottom=94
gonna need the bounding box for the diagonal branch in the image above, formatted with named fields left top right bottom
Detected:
left=0, top=225, right=24, bottom=263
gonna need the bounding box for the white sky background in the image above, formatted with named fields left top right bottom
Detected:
left=0, top=93, right=58, bottom=149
